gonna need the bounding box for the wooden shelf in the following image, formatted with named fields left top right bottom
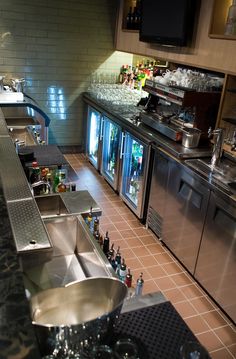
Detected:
left=121, top=29, right=139, bottom=33
left=208, top=33, right=236, bottom=40
left=222, top=117, right=236, bottom=125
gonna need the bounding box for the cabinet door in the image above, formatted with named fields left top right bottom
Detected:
left=195, top=192, right=236, bottom=323
left=100, top=117, right=121, bottom=191
left=163, top=163, right=210, bottom=274
left=86, top=106, right=101, bottom=170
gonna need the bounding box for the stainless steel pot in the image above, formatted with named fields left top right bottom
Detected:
left=182, top=128, right=201, bottom=148
left=30, top=277, right=127, bottom=357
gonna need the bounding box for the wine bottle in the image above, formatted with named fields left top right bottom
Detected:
left=86, top=206, right=93, bottom=231
left=103, top=231, right=110, bottom=256
left=119, top=258, right=127, bottom=282
left=93, top=215, right=99, bottom=234
left=125, top=268, right=133, bottom=288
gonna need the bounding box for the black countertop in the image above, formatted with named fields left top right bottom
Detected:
left=0, top=177, right=41, bottom=359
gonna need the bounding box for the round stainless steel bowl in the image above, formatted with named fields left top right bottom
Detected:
left=30, top=277, right=127, bottom=357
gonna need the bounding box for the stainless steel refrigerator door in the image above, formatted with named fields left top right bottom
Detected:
left=100, top=117, right=121, bottom=191
left=194, top=192, right=236, bottom=323
left=148, top=148, right=210, bottom=274
left=120, top=131, right=150, bottom=219
left=86, top=106, right=102, bottom=170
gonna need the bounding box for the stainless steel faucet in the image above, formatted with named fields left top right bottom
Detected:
left=208, top=127, right=225, bottom=168
left=31, top=180, right=51, bottom=195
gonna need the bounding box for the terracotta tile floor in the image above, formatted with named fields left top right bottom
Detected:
left=65, top=153, right=236, bottom=358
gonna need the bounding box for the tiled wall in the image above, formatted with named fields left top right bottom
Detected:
left=0, top=0, right=133, bottom=147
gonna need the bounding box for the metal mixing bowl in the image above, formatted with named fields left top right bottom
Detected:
left=30, top=277, right=127, bottom=357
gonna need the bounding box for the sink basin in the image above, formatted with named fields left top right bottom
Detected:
left=21, top=215, right=115, bottom=296
left=185, top=157, right=236, bottom=193
left=6, top=117, right=39, bottom=128
left=34, top=194, right=69, bottom=218
left=8, top=127, right=37, bottom=146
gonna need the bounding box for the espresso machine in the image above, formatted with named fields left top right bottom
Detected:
left=140, top=80, right=221, bottom=143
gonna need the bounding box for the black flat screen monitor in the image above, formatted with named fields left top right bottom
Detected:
left=140, top=0, right=198, bottom=47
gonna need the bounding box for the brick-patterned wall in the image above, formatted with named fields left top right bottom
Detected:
left=0, top=0, right=132, bottom=147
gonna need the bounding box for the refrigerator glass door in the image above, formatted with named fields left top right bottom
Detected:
left=87, top=106, right=101, bottom=169
left=101, top=117, right=121, bottom=190
left=121, top=132, right=148, bottom=218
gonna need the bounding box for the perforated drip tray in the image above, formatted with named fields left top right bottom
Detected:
left=111, top=301, right=211, bottom=359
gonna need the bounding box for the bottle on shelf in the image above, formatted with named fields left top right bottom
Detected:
left=57, top=171, right=67, bottom=193
left=29, top=161, right=40, bottom=185
left=125, top=268, right=133, bottom=288
left=94, top=230, right=100, bottom=243
left=93, top=215, right=100, bottom=234
left=225, top=0, right=236, bottom=35
left=45, top=172, right=52, bottom=194
left=135, top=272, right=144, bottom=296
left=53, top=165, right=62, bottom=193
left=86, top=206, right=93, bottom=231
left=107, top=243, right=115, bottom=259
left=103, top=231, right=110, bottom=256
left=118, top=258, right=127, bottom=282
left=115, top=246, right=122, bottom=272
left=126, top=7, right=133, bottom=30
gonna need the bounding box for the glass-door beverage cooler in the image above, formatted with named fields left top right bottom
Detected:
left=86, top=106, right=101, bottom=169
left=120, top=131, right=150, bottom=219
left=101, top=117, right=121, bottom=191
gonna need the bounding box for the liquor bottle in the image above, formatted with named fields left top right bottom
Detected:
left=103, top=231, right=110, bottom=256
left=45, top=172, right=52, bottom=194
left=94, top=230, right=100, bottom=243
left=57, top=171, right=66, bottom=192
left=126, top=7, right=133, bottom=30
left=125, top=268, right=133, bottom=288
left=110, top=253, right=117, bottom=271
left=86, top=206, right=93, bottom=231
left=225, top=0, right=236, bottom=35
left=53, top=165, right=62, bottom=193
left=99, top=234, right=104, bottom=248
left=29, top=161, right=40, bottom=184
left=108, top=243, right=115, bottom=258
left=119, top=258, right=127, bottom=282
left=135, top=272, right=144, bottom=296
left=93, top=215, right=99, bottom=234
left=115, top=246, right=121, bottom=273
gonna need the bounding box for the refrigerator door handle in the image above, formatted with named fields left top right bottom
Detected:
left=100, top=117, right=105, bottom=140
left=120, top=132, right=125, bottom=159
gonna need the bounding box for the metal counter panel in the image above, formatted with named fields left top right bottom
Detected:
left=7, top=198, right=52, bottom=253
left=0, top=137, right=32, bottom=201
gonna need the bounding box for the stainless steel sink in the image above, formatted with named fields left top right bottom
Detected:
left=8, top=127, right=37, bottom=146
left=21, top=215, right=115, bottom=296
left=34, top=194, right=69, bottom=218
left=6, top=117, right=39, bottom=128
left=185, top=157, right=236, bottom=193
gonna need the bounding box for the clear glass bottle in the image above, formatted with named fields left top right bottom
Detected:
left=225, top=0, right=236, bottom=35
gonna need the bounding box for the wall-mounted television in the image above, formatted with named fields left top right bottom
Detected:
left=140, top=0, right=199, bottom=47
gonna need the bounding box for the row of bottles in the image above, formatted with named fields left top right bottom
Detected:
left=125, top=0, right=141, bottom=30
left=84, top=208, right=144, bottom=296
left=29, top=162, right=76, bottom=195
left=128, top=141, right=143, bottom=202
left=119, top=60, right=165, bottom=90
left=107, top=125, right=119, bottom=177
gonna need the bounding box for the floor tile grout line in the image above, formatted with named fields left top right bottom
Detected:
left=68, top=154, right=236, bottom=354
